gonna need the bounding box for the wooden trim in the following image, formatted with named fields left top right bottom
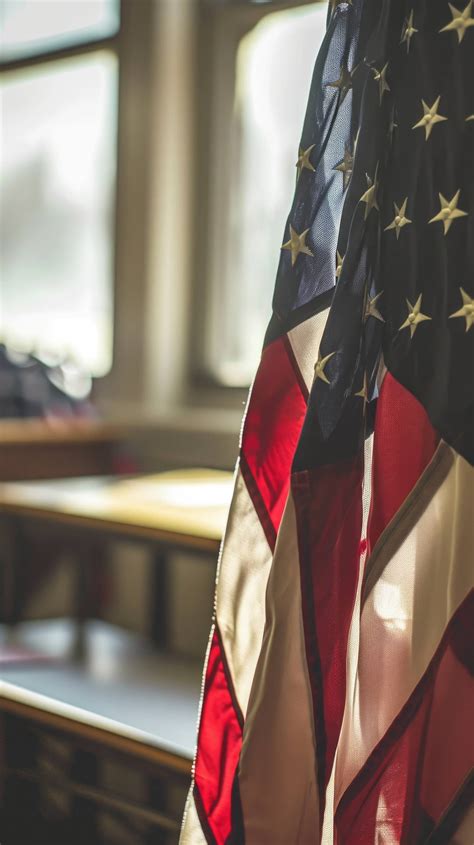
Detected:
left=0, top=695, right=192, bottom=776
left=0, top=420, right=128, bottom=445
left=0, top=506, right=221, bottom=553
left=191, top=0, right=326, bottom=388
left=0, top=35, right=119, bottom=74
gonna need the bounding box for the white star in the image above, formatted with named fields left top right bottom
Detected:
left=336, top=251, right=344, bottom=278
left=334, top=143, right=354, bottom=190
left=360, top=168, right=379, bottom=219
left=313, top=351, right=337, bottom=385
left=429, top=190, right=468, bottom=235
left=439, top=1, right=474, bottom=43
left=372, top=63, right=390, bottom=104
left=327, top=63, right=354, bottom=104
left=296, top=144, right=316, bottom=178
left=449, top=287, right=474, bottom=331
left=354, top=372, right=369, bottom=401
left=384, top=198, right=412, bottom=239
left=365, top=292, right=384, bottom=323
left=401, top=10, right=418, bottom=52
left=412, top=97, right=447, bottom=140
left=399, top=295, right=432, bottom=338
left=281, top=225, right=314, bottom=266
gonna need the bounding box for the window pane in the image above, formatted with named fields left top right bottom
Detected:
left=0, top=0, right=119, bottom=62
left=0, top=52, right=117, bottom=376
left=207, top=3, right=327, bottom=385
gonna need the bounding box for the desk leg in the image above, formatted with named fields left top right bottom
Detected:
left=72, top=538, right=95, bottom=661
left=72, top=538, right=110, bottom=661
left=0, top=517, right=27, bottom=638
left=72, top=552, right=88, bottom=661
left=0, top=517, right=14, bottom=630
left=150, top=550, right=169, bottom=649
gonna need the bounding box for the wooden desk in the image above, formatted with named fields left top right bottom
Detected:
left=0, top=468, right=232, bottom=551
left=0, top=621, right=200, bottom=844
left=0, top=419, right=128, bottom=481
left=0, top=469, right=233, bottom=649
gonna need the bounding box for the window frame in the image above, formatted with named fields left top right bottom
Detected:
left=0, top=1, right=123, bottom=380
left=0, top=0, right=324, bottom=429
left=0, top=1, right=164, bottom=412
left=189, top=0, right=324, bottom=397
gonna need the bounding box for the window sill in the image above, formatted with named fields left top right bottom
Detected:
left=99, top=400, right=244, bottom=471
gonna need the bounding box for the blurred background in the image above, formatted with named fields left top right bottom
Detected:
left=0, top=1, right=327, bottom=842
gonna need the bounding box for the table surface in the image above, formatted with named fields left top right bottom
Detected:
left=0, top=467, right=234, bottom=550
left=0, top=418, right=127, bottom=445
left=0, top=620, right=202, bottom=762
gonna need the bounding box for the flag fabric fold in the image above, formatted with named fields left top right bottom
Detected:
left=181, top=0, right=474, bottom=842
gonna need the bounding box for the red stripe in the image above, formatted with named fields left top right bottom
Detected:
left=240, top=454, right=276, bottom=551
left=368, top=372, right=439, bottom=554
left=241, top=335, right=308, bottom=547
left=292, top=453, right=364, bottom=812
left=282, top=332, right=309, bottom=402
left=193, top=333, right=308, bottom=842
left=335, top=591, right=474, bottom=845
left=194, top=627, right=243, bottom=845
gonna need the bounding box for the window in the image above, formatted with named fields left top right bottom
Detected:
left=0, top=1, right=119, bottom=377
left=198, top=1, right=328, bottom=386
left=0, top=0, right=119, bottom=60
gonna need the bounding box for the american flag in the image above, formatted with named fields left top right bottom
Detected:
left=181, top=0, right=473, bottom=842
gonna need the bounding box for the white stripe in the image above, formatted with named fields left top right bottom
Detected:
left=181, top=312, right=330, bottom=843
left=238, top=493, right=319, bottom=844
left=334, top=444, right=474, bottom=806
left=179, top=791, right=208, bottom=845
left=214, top=310, right=330, bottom=718
left=287, top=308, right=330, bottom=391
left=215, top=466, right=273, bottom=717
